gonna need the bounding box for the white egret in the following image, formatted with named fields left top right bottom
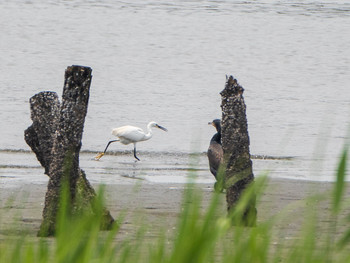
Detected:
left=207, top=119, right=223, bottom=179
left=95, top=121, right=168, bottom=161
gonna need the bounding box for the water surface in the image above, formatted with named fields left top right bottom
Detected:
left=0, top=0, right=349, bottom=183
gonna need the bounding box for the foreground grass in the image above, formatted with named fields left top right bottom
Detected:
left=0, top=148, right=349, bottom=263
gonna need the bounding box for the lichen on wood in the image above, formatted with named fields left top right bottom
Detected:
left=25, top=65, right=114, bottom=236
left=220, top=75, right=257, bottom=226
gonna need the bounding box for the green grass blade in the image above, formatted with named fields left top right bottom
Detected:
left=333, top=148, right=348, bottom=213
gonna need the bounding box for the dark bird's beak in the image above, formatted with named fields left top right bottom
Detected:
left=208, top=121, right=214, bottom=126
left=156, top=124, right=168, bottom=132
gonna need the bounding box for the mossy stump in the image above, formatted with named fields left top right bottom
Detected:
left=25, top=65, right=114, bottom=236
left=220, top=75, right=257, bottom=226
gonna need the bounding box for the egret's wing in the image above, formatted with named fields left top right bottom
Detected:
left=112, top=126, right=146, bottom=143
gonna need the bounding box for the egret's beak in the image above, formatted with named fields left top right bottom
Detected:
left=156, top=124, right=168, bottom=132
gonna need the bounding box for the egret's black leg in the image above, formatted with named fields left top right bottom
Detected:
left=103, top=139, right=119, bottom=153
left=133, top=144, right=140, bottom=161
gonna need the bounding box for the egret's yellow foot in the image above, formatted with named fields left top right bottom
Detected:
left=95, top=152, right=105, bottom=160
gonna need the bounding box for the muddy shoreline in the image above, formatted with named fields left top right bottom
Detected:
left=1, top=178, right=349, bottom=246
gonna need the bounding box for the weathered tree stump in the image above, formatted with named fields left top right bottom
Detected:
left=25, top=65, right=114, bottom=236
left=220, top=75, right=257, bottom=226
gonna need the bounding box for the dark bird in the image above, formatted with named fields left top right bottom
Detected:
left=207, top=119, right=223, bottom=179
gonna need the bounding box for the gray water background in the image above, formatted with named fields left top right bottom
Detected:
left=1, top=0, right=349, bottom=184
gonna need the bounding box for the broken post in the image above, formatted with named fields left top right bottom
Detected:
left=25, top=65, right=114, bottom=236
left=220, top=75, right=257, bottom=226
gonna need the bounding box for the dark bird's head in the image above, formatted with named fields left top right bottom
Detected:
left=208, top=119, right=221, bottom=133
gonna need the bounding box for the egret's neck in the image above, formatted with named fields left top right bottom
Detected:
left=143, top=124, right=154, bottom=141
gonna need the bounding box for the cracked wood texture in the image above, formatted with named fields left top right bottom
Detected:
left=25, top=65, right=114, bottom=236
left=220, top=75, right=257, bottom=226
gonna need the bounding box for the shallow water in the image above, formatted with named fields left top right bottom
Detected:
left=0, top=0, right=349, bottom=183
left=0, top=150, right=341, bottom=188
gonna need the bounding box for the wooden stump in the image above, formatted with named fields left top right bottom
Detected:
left=25, top=65, right=114, bottom=236
left=220, top=75, right=257, bottom=226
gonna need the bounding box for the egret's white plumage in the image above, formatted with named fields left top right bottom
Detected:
left=112, top=125, right=151, bottom=144
left=95, top=121, right=167, bottom=161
